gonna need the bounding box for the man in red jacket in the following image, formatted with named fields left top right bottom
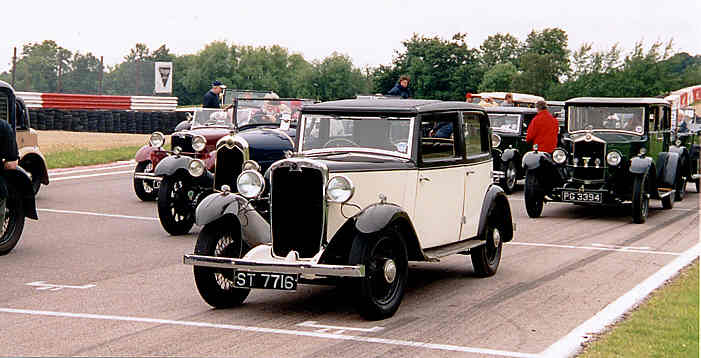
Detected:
left=526, top=100, right=559, bottom=153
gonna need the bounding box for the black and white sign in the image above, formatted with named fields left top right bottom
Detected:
left=154, top=62, right=173, bottom=94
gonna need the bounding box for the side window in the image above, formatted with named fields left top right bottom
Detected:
left=661, top=106, right=670, bottom=130
left=463, top=112, right=490, bottom=159
left=648, top=107, right=658, bottom=132
left=419, top=112, right=459, bottom=162
left=15, top=101, right=28, bottom=130
left=0, top=94, right=8, bottom=123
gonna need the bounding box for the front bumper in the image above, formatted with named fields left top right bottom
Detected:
left=183, top=254, right=365, bottom=278
left=133, top=172, right=163, bottom=181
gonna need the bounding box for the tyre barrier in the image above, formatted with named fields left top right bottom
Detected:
left=27, top=109, right=184, bottom=134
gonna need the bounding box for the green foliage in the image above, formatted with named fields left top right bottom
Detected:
left=479, top=62, right=518, bottom=92
left=480, top=33, right=521, bottom=69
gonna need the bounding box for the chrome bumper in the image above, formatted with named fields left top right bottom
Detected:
left=183, top=254, right=365, bottom=277
left=692, top=173, right=701, bottom=180
left=133, top=172, right=162, bottom=181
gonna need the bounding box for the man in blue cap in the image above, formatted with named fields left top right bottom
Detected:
left=203, top=80, right=225, bottom=108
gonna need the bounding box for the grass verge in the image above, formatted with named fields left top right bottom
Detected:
left=578, top=260, right=699, bottom=358
left=45, top=146, right=141, bottom=169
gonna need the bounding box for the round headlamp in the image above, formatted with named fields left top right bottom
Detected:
left=326, top=175, right=355, bottom=203
left=149, top=131, right=165, bottom=148
left=606, top=151, right=622, bottom=166
left=552, top=149, right=567, bottom=164
left=237, top=170, right=265, bottom=199
left=242, top=160, right=261, bottom=172
left=491, top=133, right=502, bottom=148
left=188, top=159, right=206, bottom=177
left=675, top=139, right=682, bottom=146
left=639, top=147, right=647, bottom=156
left=192, top=135, right=207, bottom=152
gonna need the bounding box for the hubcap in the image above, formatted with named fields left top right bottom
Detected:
left=506, top=167, right=516, bottom=188
left=383, top=259, right=397, bottom=284
left=492, top=229, right=501, bottom=248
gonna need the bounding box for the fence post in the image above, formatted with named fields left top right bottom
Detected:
left=11, top=47, right=16, bottom=87
left=98, top=56, right=103, bottom=95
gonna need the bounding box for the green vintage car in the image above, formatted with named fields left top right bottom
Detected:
left=488, top=107, right=538, bottom=193
left=522, top=97, right=687, bottom=223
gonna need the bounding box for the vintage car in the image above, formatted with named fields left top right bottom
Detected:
left=522, top=97, right=686, bottom=223
left=13, top=97, right=49, bottom=194
left=153, top=97, right=313, bottom=235
left=466, top=92, right=544, bottom=108
left=487, top=106, right=538, bottom=193
left=672, top=106, right=700, bottom=192
left=547, top=100, right=565, bottom=122
left=0, top=80, right=39, bottom=255
left=183, top=98, right=514, bottom=320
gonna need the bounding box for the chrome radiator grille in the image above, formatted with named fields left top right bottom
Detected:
left=214, top=146, right=244, bottom=191
left=572, top=140, right=606, bottom=180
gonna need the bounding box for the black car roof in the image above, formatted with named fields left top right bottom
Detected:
left=0, top=80, right=14, bottom=92
left=565, top=97, right=670, bottom=106
left=485, top=106, right=538, bottom=114
left=301, top=98, right=485, bottom=115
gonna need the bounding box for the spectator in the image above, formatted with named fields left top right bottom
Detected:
left=479, top=97, right=498, bottom=107
left=502, top=93, right=515, bottom=106
left=203, top=80, right=225, bottom=109
left=388, top=75, right=412, bottom=99
left=526, top=100, right=559, bottom=153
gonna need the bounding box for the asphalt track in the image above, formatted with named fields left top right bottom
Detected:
left=0, top=162, right=698, bottom=357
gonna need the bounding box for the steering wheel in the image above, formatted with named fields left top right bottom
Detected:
left=323, top=138, right=359, bottom=148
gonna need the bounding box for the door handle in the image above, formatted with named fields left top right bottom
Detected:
left=419, top=176, right=431, bottom=182
left=466, top=169, right=476, bottom=175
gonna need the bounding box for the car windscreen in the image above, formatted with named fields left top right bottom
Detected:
left=300, top=114, right=414, bottom=159
left=488, top=113, right=521, bottom=133
left=568, top=106, right=645, bottom=134
left=191, top=108, right=234, bottom=128
left=235, top=99, right=314, bottom=127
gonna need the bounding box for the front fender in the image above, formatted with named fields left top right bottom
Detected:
left=355, top=203, right=411, bottom=234
left=1, top=167, right=38, bottom=220
left=629, top=156, right=653, bottom=175
left=522, top=151, right=546, bottom=170
left=476, top=185, right=513, bottom=242
left=658, top=152, right=680, bottom=187
left=154, top=155, right=192, bottom=177
left=19, top=152, right=49, bottom=185
left=134, top=144, right=158, bottom=163
left=501, top=148, right=519, bottom=163
left=195, top=192, right=271, bottom=247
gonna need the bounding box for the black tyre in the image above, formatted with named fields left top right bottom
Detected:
left=349, top=229, right=408, bottom=320
left=632, top=174, right=649, bottom=224
left=674, top=159, right=686, bottom=201
left=193, top=218, right=250, bottom=308
left=524, top=171, right=544, bottom=218
left=499, top=160, right=518, bottom=194
left=157, top=175, right=195, bottom=235
left=133, top=161, right=158, bottom=201
left=0, top=193, right=25, bottom=255
left=471, top=211, right=503, bottom=277
left=661, top=188, right=675, bottom=210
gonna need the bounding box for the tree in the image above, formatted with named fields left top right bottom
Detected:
left=311, top=52, right=367, bottom=101
left=478, top=62, right=518, bottom=92
left=480, top=33, right=521, bottom=69
left=522, top=28, right=570, bottom=79
left=62, top=52, right=101, bottom=93
left=12, top=40, right=72, bottom=92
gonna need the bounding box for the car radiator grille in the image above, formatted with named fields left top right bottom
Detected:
left=214, top=146, right=244, bottom=191
left=270, top=166, right=325, bottom=258
left=171, top=134, right=193, bottom=153
left=572, top=141, right=606, bottom=180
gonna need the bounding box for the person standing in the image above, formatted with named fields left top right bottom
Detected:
left=203, top=80, right=225, bottom=108
left=388, top=75, right=412, bottom=99
left=526, top=100, right=559, bottom=153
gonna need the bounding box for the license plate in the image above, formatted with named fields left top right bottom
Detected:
left=562, top=190, right=602, bottom=203
left=233, top=271, right=298, bottom=290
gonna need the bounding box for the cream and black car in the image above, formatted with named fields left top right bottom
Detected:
left=184, top=98, right=514, bottom=320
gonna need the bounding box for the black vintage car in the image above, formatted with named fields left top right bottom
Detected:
left=487, top=107, right=538, bottom=193
left=672, top=107, right=700, bottom=192
left=522, top=97, right=687, bottom=223
left=0, top=80, right=38, bottom=255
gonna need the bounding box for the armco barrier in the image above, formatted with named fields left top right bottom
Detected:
left=16, top=92, right=178, bottom=111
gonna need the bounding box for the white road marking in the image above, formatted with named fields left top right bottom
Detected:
left=49, top=170, right=134, bottom=182
left=508, top=242, right=681, bottom=256
left=0, top=308, right=539, bottom=358
left=26, top=281, right=96, bottom=291
left=297, top=320, right=384, bottom=334
left=541, top=242, right=700, bottom=358
left=49, top=163, right=135, bottom=177
left=37, top=208, right=158, bottom=221
left=591, top=243, right=651, bottom=250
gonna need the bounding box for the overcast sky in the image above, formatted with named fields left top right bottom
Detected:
left=1, top=0, right=699, bottom=74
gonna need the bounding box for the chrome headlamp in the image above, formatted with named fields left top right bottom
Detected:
left=606, top=151, right=622, bottom=166
left=237, top=170, right=265, bottom=199
left=491, top=133, right=502, bottom=148
left=188, top=159, right=206, bottom=177
left=552, top=149, right=567, bottom=164
left=326, top=175, right=355, bottom=203
left=192, top=135, right=207, bottom=152
left=149, top=132, right=165, bottom=148
left=242, top=160, right=261, bottom=172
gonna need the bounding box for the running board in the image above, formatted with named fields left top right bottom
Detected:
left=423, top=239, right=484, bottom=261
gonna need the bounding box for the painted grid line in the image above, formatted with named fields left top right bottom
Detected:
left=37, top=208, right=157, bottom=221
left=507, top=242, right=682, bottom=256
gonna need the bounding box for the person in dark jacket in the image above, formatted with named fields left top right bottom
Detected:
left=0, top=119, right=19, bottom=223
left=203, top=80, right=225, bottom=108
left=387, top=75, right=412, bottom=99
left=526, top=100, right=559, bottom=153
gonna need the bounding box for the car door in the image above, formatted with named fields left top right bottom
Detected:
left=413, top=111, right=465, bottom=249
left=460, top=111, right=493, bottom=239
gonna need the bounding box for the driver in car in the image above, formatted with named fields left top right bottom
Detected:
left=0, top=118, right=19, bottom=223
left=259, top=93, right=291, bottom=122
